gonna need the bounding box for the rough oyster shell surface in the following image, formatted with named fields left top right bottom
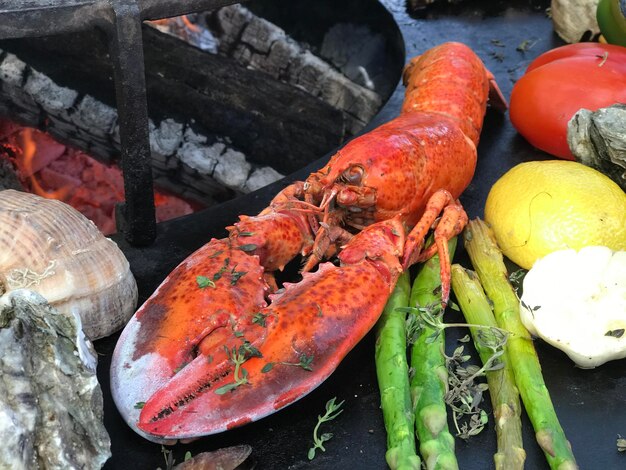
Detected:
left=0, top=289, right=111, bottom=469
left=0, top=189, right=138, bottom=339
left=568, top=104, right=626, bottom=192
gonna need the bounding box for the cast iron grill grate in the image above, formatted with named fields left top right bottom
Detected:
left=0, top=0, right=244, bottom=246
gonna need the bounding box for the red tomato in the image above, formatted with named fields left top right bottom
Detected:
left=525, top=43, right=626, bottom=72
left=509, top=43, right=626, bottom=160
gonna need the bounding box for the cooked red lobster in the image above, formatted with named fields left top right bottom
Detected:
left=110, top=42, right=506, bottom=441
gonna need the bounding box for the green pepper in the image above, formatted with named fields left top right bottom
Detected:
left=597, top=0, right=626, bottom=46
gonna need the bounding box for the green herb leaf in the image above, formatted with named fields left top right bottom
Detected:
left=196, top=275, right=216, bottom=289
left=315, top=303, right=324, bottom=317
left=230, top=268, right=247, bottom=285
left=215, top=383, right=239, bottom=395
left=516, top=39, right=536, bottom=52
left=508, top=268, right=527, bottom=292
left=308, top=397, right=344, bottom=460
left=252, top=312, right=268, bottom=327
left=240, top=341, right=262, bottom=358
left=299, top=354, right=314, bottom=371
left=173, top=361, right=189, bottom=374
left=605, top=329, right=625, bottom=338
left=262, top=363, right=274, bottom=373
left=134, top=401, right=145, bottom=409
left=238, top=244, right=258, bottom=252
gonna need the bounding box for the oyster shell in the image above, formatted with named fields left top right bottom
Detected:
left=0, top=189, right=137, bottom=339
left=568, top=104, right=626, bottom=192
left=0, top=289, right=111, bottom=469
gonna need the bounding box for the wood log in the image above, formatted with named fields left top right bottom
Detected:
left=0, top=22, right=346, bottom=175
left=0, top=49, right=287, bottom=206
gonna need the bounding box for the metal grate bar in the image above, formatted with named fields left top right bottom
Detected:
left=109, top=0, right=156, bottom=245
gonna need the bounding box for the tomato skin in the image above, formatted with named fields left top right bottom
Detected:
left=510, top=45, right=626, bottom=160
left=525, top=43, right=626, bottom=72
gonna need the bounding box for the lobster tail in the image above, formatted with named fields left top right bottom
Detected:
left=402, top=42, right=506, bottom=146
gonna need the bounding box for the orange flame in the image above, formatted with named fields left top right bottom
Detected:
left=150, top=15, right=200, bottom=35
left=20, top=128, right=71, bottom=201
left=180, top=15, right=201, bottom=33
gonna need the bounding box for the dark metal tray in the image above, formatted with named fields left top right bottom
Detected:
left=100, top=1, right=626, bottom=468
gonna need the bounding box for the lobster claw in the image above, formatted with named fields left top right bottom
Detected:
left=111, top=218, right=406, bottom=441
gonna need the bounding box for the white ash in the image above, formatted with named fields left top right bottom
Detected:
left=23, top=69, right=78, bottom=116
left=72, top=95, right=117, bottom=137
left=177, top=140, right=219, bottom=174
left=239, top=11, right=287, bottom=54
left=0, top=53, right=26, bottom=86
left=213, top=147, right=251, bottom=190
left=150, top=119, right=184, bottom=156
left=244, top=165, right=283, bottom=192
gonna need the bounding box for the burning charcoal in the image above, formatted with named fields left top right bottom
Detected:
left=0, top=289, right=111, bottom=469
left=568, top=104, right=626, bottom=191
left=0, top=143, right=23, bottom=191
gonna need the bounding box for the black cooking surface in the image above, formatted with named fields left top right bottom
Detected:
left=98, top=1, right=626, bottom=469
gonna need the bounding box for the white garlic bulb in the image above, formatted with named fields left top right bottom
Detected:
left=0, top=190, right=138, bottom=340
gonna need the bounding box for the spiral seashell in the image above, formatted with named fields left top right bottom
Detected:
left=0, top=190, right=138, bottom=340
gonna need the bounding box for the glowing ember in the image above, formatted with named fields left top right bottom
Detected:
left=0, top=120, right=197, bottom=235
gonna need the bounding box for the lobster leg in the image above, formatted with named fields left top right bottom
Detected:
left=401, top=189, right=468, bottom=304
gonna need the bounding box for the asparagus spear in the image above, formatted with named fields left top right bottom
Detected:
left=375, top=272, right=421, bottom=470
left=409, top=238, right=458, bottom=470
left=450, top=264, right=526, bottom=470
left=463, top=218, right=578, bottom=470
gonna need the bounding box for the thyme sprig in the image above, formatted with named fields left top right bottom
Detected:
left=445, top=327, right=508, bottom=440
left=400, top=302, right=510, bottom=439
left=308, top=397, right=345, bottom=460
left=158, top=447, right=193, bottom=470
left=400, top=303, right=510, bottom=346
left=160, top=445, right=175, bottom=470
left=214, top=340, right=262, bottom=395
left=261, top=353, right=314, bottom=373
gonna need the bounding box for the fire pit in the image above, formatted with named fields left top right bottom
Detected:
left=0, top=0, right=403, bottom=242
left=2, top=1, right=624, bottom=469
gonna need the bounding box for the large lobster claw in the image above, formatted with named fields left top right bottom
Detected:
left=110, top=217, right=406, bottom=441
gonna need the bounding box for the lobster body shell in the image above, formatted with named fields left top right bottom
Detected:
left=110, top=42, right=505, bottom=441
left=312, top=112, right=476, bottom=227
